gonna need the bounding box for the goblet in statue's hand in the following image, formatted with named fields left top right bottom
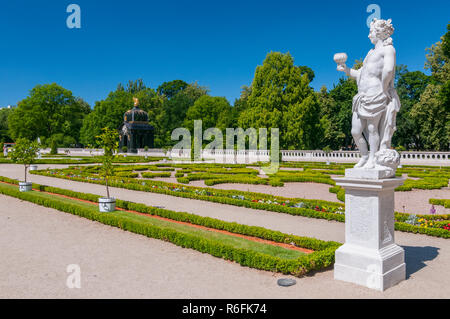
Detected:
left=334, top=53, right=348, bottom=72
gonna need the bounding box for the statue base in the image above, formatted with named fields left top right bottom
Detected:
left=332, top=170, right=406, bottom=291
left=344, top=167, right=395, bottom=180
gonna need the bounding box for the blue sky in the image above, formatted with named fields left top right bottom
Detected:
left=0, top=0, right=448, bottom=107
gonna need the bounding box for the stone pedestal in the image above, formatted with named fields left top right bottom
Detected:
left=332, top=168, right=406, bottom=291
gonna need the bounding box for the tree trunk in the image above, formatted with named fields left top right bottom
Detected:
left=24, top=165, right=27, bottom=183
left=106, top=178, right=110, bottom=199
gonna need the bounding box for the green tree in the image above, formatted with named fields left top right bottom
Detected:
left=317, top=60, right=362, bottom=151
left=410, top=84, right=449, bottom=150
left=238, top=52, right=322, bottom=149
left=184, top=96, right=232, bottom=133
left=317, top=86, right=346, bottom=150
left=440, top=23, right=450, bottom=137
left=158, top=82, right=209, bottom=147
left=96, top=127, right=119, bottom=199
left=80, top=81, right=160, bottom=147
left=392, top=67, right=430, bottom=149
left=442, top=23, right=450, bottom=59
left=410, top=32, right=450, bottom=151
left=298, top=66, right=315, bottom=83
left=327, top=77, right=358, bottom=149
left=117, top=79, right=147, bottom=94
left=157, top=80, right=188, bottom=99
left=0, top=108, right=13, bottom=143
left=231, top=85, right=252, bottom=128
left=8, top=83, right=89, bottom=144
left=9, top=138, right=39, bottom=183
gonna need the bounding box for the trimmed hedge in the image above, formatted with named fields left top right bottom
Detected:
left=429, top=198, right=450, bottom=209
left=141, top=172, right=172, bottom=178
left=0, top=177, right=340, bottom=277
left=329, top=186, right=345, bottom=202
left=395, top=178, right=449, bottom=191
left=395, top=221, right=450, bottom=237
left=115, top=172, right=139, bottom=178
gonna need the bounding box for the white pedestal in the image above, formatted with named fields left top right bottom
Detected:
left=332, top=169, right=406, bottom=291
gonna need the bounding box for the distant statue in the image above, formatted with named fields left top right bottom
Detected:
left=334, top=18, right=401, bottom=177
left=133, top=97, right=139, bottom=107
left=37, top=137, right=42, bottom=159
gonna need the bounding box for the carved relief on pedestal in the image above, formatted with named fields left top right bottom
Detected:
left=382, top=220, right=393, bottom=245
left=349, top=199, right=374, bottom=242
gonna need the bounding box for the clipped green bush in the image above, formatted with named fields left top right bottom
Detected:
left=141, top=172, right=171, bottom=178
left=429, top=198, right=450, bottom=208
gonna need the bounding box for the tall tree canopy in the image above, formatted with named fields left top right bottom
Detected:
left=238, top=52, right=322, bottom=149
left=80, top=80, right=161, bottom=147
left=322, top=77, right=358, bottom=150
left=157, top=80, right=189, bottom=99
left=157, top=82, right=209, bottom=146
left=316, top=61, right=362, bottom=150
left=184, top=95, right=232, bottom=133
left=8, top=83, right=90, bottom=146
left=410, top=29, right=450, bottom=151
left=0, top=108, right=13, bottom=143
left=392, top=67, right=430, bottom=149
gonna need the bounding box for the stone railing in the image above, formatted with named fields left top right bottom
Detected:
left=280, top=150, right=450, bottom=165
left=41, top=148, right=167, bottom=157
left=136, top=149, right=167, bottom=157
left=37, top=148, right=449, bottom=166
left=40, top=148, right=105, bottom=156
left=170, top=149, right=450, bottom=166
left=200, top=149, right=270, bottom=164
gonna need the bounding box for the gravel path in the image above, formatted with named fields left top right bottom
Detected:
left=1, top=194, right=449, bottom=298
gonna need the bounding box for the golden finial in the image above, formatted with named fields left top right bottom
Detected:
left=133, top=97, right=139, bottom=107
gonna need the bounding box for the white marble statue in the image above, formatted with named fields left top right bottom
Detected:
left=335, top=18, right=401, bottom=177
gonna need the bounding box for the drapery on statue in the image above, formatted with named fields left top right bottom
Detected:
left=334, top=18, right=401, bottom=177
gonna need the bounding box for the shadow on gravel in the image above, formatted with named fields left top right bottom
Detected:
left=403, top=245, right=440, bottom=279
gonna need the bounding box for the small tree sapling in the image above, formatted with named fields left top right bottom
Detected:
left=9, top=138, right=39, bottom=184
left=96, top=127, right=119, bottom=199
